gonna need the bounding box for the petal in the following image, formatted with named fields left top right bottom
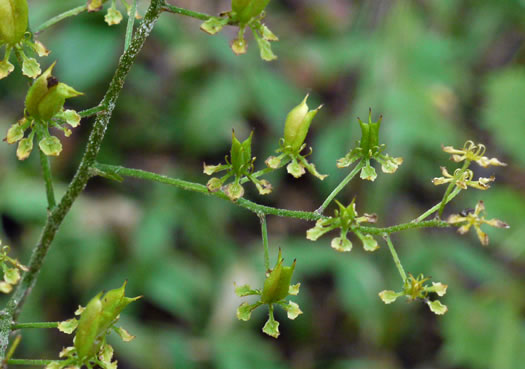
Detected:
left=474, top=225, right=489, bottom=246
left=378, top=290, right=401, bottom=304
left=427, top=300, right=448, bottom=315
left=483, top=218, right=509, bottom=229
left=331, top=237, right=352, bottom=252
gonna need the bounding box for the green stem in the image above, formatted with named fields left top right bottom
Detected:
left=240, top=167, right=275, bottom=185
left=437, top=160, right=470, bottom=217
left=0, top=0, right=164, bottom=360
left=258, top=214, right=270, bottom=272
left=93, top=163, right=323, bottom=221
left=38, top=147, right=56, bottom=211
left=358, top=219, right=449, bottom=235
left=315, top=160, right=364, bottom=214
left=11, top=322, right=59, bottom=329
left=34, top=5, right=88, bottom=34
left=383, top=234, right=406, bottom=282
left=413, top=186, right=462, bottom=223
left=124, top=0, right=137, bottom=51
left=79, top=104, right=107, bottom=118
left=7, top=359, right=57, bottom=366
left=161, top=3, right=212, bottom=21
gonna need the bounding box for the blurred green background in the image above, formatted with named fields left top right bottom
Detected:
left=1, top=0, right=525, bottom=368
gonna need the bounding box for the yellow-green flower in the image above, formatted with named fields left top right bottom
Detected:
left=442, top=140, right=507, bottom=167
left=432, top=167, right=495, bottom=190
left=447, top=201, right=509, bottom=246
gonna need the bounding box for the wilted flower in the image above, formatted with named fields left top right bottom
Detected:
left=432, top=167, right=495, bottom=190
left=447, top=201, right=509, bottom=246
left=442, top=140, right=506, bottom=167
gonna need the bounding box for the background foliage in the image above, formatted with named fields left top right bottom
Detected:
left=1, top=0, right=524, bottom=368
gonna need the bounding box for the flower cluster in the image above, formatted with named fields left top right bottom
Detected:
left=306, top=199, right=378, bottom=252
left=337, top=109, right=403, bottom=181
left=379, top=274, right=448, bottom=315
left=88, top=0, right=141, bottom=26
left=442, top=140, right=507, bottom=167
left=204, top=131, right=272, bottom=201
left=49, top=282, right=140, bottom=369
left=0, top=0, right=50, bottom=80
left=447, top=201, right=509, bottom=246
left=200, top=0, right=279, bottom=61
left=265, top=95, right=326, bottom=180
left=432, top=167, right=495, bottom=190
left=4, top=62, right=82, bottom=160
left=0, top=240, right=28, bottom=294
left=235, top=249, right=302, bottom=338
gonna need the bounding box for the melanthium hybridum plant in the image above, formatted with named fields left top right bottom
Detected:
left=0, top=0, right=511, bottom=366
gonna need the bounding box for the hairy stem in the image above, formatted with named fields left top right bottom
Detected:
left=259, top=214, right=270, bottom=272
left=413, top=186, right=462, bottom=223
left=38, top=147, right=56, bottom=211
left=11, top=322, right=59, bottom=329
left=0, top=0, right=164, bottom=360
left=315, top=160, right=364, bottom=215
left=383, top=234, right=407, bottom=282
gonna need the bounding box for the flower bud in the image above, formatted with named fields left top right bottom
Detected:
left=25, top=62, right=83, bottom=121
left=74, top=292, right=103, bottom=359
left=16, top=136, right=33, bottom=160
left=0, top=0, right=28, bottom=45
left=105, top=7, right=123, bottom=26
left=39, top=135, right=62, bottom=156
left=283, top=95, right=322, bottom=152
left=5, top=118, right=26, bottom=144
left=0, top=59, right=15, bottom=79
left=87, top=0, right=103, bottom=12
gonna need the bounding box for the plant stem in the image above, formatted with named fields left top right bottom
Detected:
left=7, top=359, right=57, bottom=366
left=358, top=219, right=449, bottom=235
left=38, top=147, right=56, bottom=211
left=258, top=214, right=270, bottom=272
left=161, top=3, right=212, bottom=21
left=93, top=163, right=323, bottom=221
left=413, top=186, right=462, bottom=223
left=34, top=5, right=88, bottom=34
left=12, top=322, right=59, bottom=329
left=437, top=160, right=470, bottom=217
left=315, top=160, right=364, bottom=214
left=383, top=234, right=406, bottom=282
left=124, top=0, right=137, bottom=52
left=0, top=0, right=164, bottom=361
left=240, top=167, right=275, bottom=185
left=79, top=104, right=107, bottom=118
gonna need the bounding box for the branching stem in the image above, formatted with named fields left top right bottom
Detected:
left=316, top=160, right=364, bottom=214
left=437, top=160, right=470, bottom=217
left=12, top=322, right=59, bottom=329
left=413, top=186, right=462, bottom=223
left=161, top=3, right=212, bottom=21
left=383, top=234, right=406, bottom=282
left=259, top=214, right=270, bottom=272
left=34, top=5, right=88, bottom=34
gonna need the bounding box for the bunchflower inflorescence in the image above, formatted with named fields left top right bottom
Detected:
left=49, top=282, right=141, bottom=369
left=442, top=140, right=507, bottom=167
left=200, top=0, right=279, bottom=61
left=265, top=95, right=326, bottom=180
left=235, top=249, right=302, bottom=338
left=204, top=131, right=272, bottom=201
left=447, top=201, right=509, bottom=246
left=307, top=198, right=378, bottom=252
left=4, top=62, right=82, bottom=160
left=379, top=273, right=448, bottom=315
left=0, top=240, right=28, bottom=294
left=337, top=109, right=403, bottom=181
left=0, top=0, right=50, bottom=79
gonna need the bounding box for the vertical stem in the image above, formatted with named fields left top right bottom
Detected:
left=124, top=0, right=137, bottom=51
left=383, top=234, right=406, bottom=282
left=0, top=0, right=164, bottom=361
left=36, top=131, right=56, bottom=210
left=258, top=214, right=270, bottom=272
left=315, top=160, right=364, bottom=215
left=437, top=160, right=470, bottom=217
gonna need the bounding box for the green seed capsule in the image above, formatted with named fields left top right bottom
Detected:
left=230, top=131, right=253, bottom=177
left=261, top=250, right=296, bottom=304
left=74, top=293, right=103, bottom=360
left=231, top=0, right=270, bottom=24
left=283, top=95, right=321, bottom=152
left=25, top=62, right=82, bottom=121
left=0, top=0, right=28, bottom=45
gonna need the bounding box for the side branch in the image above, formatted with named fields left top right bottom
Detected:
left=0, top=0, right=164, bottom=360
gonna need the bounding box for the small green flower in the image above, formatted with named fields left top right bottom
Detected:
left=447, top=201, right=509, bottom=246
left=105, top=6, right=123, bottom=26
left=378, top=273, right=448, bottom=315
left=235, top=249, right=302, bottom=338
left=306, top=199, right=378, bottom=252
left=203, top=131, right=273, bottom=201
left=432, top=167, right=495, bottom=191
left=442, top=141, right=507, bottom=167
left=337, top=109, right=403, bottom=181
